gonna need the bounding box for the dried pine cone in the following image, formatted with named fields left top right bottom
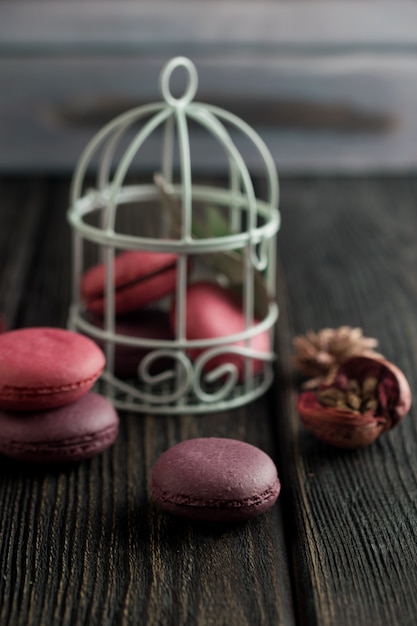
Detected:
left=293, top=326, right=382, bottom=389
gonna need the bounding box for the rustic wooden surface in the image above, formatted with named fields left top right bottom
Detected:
left=1, top=176, right=417, bottom=625
left=275, top=177, right=417, bottom=626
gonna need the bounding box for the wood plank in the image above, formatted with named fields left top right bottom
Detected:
left=0, top=178, right=49, bottom=328
left=1, top=2, right=417, bottom=173
left=1, top=54, right=417, bottom=173
left=1, top=2, right=417, bottom=55
left=273, top=177, right=417, bottom=625
left=0, top=176, right=295, bottom=626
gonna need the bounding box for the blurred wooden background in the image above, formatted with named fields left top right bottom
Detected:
left=0, top=1, right=417, bottom=174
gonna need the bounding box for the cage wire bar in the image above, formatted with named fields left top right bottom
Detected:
left=67, top=56, right=281, bottom=413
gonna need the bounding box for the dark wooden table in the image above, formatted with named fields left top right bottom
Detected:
left=1, top=175, right=417, bottom=626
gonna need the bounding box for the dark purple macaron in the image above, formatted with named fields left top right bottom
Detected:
left=151, top=437, right=280, bottom=522
left=0, top=392, right=119, bottom=464
left=86, top=310, right=173, bottom=378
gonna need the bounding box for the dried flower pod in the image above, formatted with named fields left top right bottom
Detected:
left=293, top=326, right=381, bottom=389
left=297, top=355, right=412, bottom=449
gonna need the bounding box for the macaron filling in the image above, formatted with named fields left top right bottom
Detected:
left=0, top=423, right=118, bottom=458
left=83, top=265, right=178, bottom=312
left=151, top=480, right=280, bottom=510
left=0, top=372, right=101, bottom=400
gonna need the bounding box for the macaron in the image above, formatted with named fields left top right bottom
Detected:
left=151, top=437, right=280, bottom=522
left=86, top=310, right=174, bottom=378
left=81, top=250, right=179, bottom=315
left=0, top=327, right=105, bottom=411
left=170, top=282, right=270, bottom=380
left=0, top=392, right=119, bottom=463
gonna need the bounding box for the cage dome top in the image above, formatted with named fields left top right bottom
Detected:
left=68, top=56, right=280, bottom=267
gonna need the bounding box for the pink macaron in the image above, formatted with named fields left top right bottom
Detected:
left=151, top=437, right=280, bottom=522
left=170, top=282, right=270, bottom=380
left=81, top=250, right=179, bottom=315
left=0, top=392, right=119, bottom=464
left=0, top=327, right=105, bottom=411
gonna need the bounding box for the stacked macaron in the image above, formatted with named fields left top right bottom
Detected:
left=81, top=250, right=270, bottom=379
left=0, top=327, right=119, bottom=464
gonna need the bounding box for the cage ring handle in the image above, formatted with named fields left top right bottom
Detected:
left=160, top=56, right=198, bottom=107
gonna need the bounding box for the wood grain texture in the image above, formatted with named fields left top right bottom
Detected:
left=274, top=177, right=417, bottom=626
left=2, top=175, right=417, bottom=625
left=0, top=178, right=49, bottom=327
left=2, top=2, right=417, bottom=54
left=0, top=177, right=294, bottom=626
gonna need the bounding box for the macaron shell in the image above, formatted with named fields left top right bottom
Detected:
left=86, top=266, right=178, bottom=315
left=81, top=250, right=178, bottom=314
left=171, top=282, right=270, bottom=379
left=0, top=392, right=119, bottom=463
left=0, top=327, right=105, bottom=411
left=151, top=437, right=280, bottom=522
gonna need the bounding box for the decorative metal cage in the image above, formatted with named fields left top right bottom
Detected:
left=67, top=56, right=281, bottom=414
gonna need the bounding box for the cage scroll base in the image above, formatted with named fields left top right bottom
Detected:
left=68, top=301, right=278, bottom=415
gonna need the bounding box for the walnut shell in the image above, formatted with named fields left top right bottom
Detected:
left=297, top=356, right=412, bottom=449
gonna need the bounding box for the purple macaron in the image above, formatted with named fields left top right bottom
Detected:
left=0, top=392, right=119, bottom=463
left=85, top=309, right=174, bottom=378
left=151, top=437, right=280, bottom=522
